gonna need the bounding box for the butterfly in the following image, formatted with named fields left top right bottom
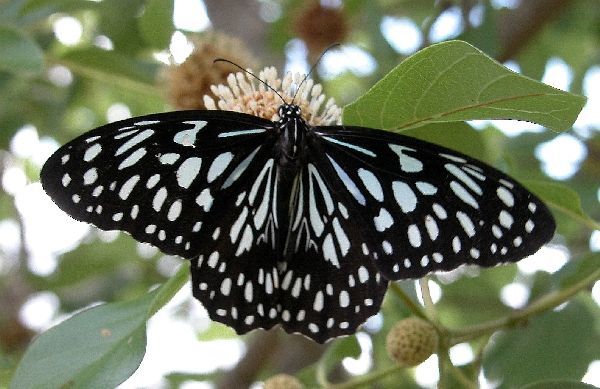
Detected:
left=41, top=84, right=555, bottom=343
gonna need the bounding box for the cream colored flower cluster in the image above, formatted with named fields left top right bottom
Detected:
left=204, top=66, right=342, bottom=126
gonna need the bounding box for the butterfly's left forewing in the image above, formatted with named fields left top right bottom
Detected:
left=310, top=125, right=555, bottom=280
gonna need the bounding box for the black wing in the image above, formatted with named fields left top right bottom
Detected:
left=41, top=110, right=279, bottom=260
left=308, top=125, right=555, bottom=280
left=276, top=161, right=388, bottom=342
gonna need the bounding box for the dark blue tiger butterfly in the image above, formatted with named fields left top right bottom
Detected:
left=41, top=66, right=554, bottom=343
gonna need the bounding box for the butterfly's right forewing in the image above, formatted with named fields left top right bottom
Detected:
left=41, top=110, right=276, bottom=259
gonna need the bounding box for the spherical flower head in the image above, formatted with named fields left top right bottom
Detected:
left=203, top=66, right=342, bottom=126
left=293, top=2, right=348, bottom=61
left=263, top=373, right=304, bottom=389
left=386, top=317, right=438, bottom=366
left=164, top=32, right=258, bottom=110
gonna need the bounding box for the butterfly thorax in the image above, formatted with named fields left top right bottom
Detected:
left=275, top=104, right=308, bottom=172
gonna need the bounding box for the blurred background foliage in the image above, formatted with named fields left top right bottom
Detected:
left=0, top=0, right=598, bottom=388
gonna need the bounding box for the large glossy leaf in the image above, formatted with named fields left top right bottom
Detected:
left=0, top=25, right=43, bottom=76
left=401, top=121, right=488, bottom=162
left=9, top=265, right=188, bottom=389
left=343, top=40, right=586, bottom=132
left=483, top=296, right=600, bottom=387
left=9, top=293, right=153, bottom=389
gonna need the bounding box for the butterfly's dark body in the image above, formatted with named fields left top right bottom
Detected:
left=41, top=104, right=555, bottom=343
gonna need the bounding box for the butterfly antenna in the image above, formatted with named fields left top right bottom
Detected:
left=213, top=59, right=287, bottom=103
left=291, top=43, right=341, bottom=105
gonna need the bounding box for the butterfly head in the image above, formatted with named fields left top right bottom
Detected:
left=277, top=104, right=303, bottom=124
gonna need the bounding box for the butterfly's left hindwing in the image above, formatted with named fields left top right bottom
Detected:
left=41, top=110, right=276, bottom=259
left=310, top=125, right=555, bottom=280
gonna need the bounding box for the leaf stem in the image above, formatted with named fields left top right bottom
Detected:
left=324, top=364, right=403, bottom=389
left=148, top=262, right=189, bottom=317
left=419, top=277, right=438, bottom=323
left=448, top=265, right=600, bottom=344
left=388, top=282, right=427, bottom=320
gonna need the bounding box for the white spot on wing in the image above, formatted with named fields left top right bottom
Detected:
left=323, top=233, right=340, bottom=268
left=174, top=121, right=206, bottom=146
left=118, top=148, right=147, bottom=170
left=167, top=200, right=182, bottom=221
left=440, top=153, right=467, bottom=163
left=339, top=290, right=350, bottom=307
left=416, top=181, right=437, bottom=195
left=392, top=181, right=417, bottom=213
left=323, top=136, right=376, bottom=157
left=450, top=181, right=479, bottom=209
left=358, top=266, right=369, bottom=283
left=119, top=175, right=140, bottom=200
left=222, top=146, right=261, bottom=189
left=84, top=143, right=102, bottom=161
left=235, top=224, right=253, bottom=256
left=230, top=206, right=248, bottom=243
left=425, top=215, right=439, bottom=240
left=499, top=210, right=514, bottom=229
left=407, top=224, right=422, bottom=247
left=389, top=144, right=423, bottom=172
left=457, top=211, right=476, bottom=237
left=153, top=187, right=168, bottom=212
left=62, top=173, right=71, bottom=187
left=432, top=203, right=447, bottom=219
left=327, top=155, right=365, bottom=205
left=115, top=129, right=153, bottom=156
left=159, top=153, right=180, bottom=165
left=83, top=168, right=98, bottom=185
left=313, top=291, right=324, bottom=312
left=146, top=174, right=160, bottom=189
left=446, top=163, right=483, bottom=195
left=177, top=157, right=202, bottom=189
left=497, top=186, right=515, bottom=207
left=218, top=129, right=266, bottom=137
left=332, top=217, right=350, bottom=256
left=357, top=168, right=383, bottom=201
left=207, top=152, right=234, bottom=183
left=374, top=207, right=393, bottom=232
left=196, top=188, right=213, bottom=212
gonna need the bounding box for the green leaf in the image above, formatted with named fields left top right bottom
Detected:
left=343, top=40, right=586, bottom=132
left=138, top=0, right=174, bottom=49
left=552, top=253, right=600, bottom=290
left=521, top=379, right=598, bottom=389
left=57, top=47, right=160, bottom=96
left=437, top=265, right=517, bottom=327
left=522, top=180, right=600, bottom=230
left=402, top=121, right=488, bottom=162
left=9, top=292, right=155, bottom=389
left=0, top=25, right=43, bottom=76
left=10, top=265, right=189, bottom=389
left=483, top=296, right=600, bottom=387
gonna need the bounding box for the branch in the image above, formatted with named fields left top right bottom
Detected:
left=216, top=329, right=280, bottom=389
left=497, top=0, right=575, bottom=62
